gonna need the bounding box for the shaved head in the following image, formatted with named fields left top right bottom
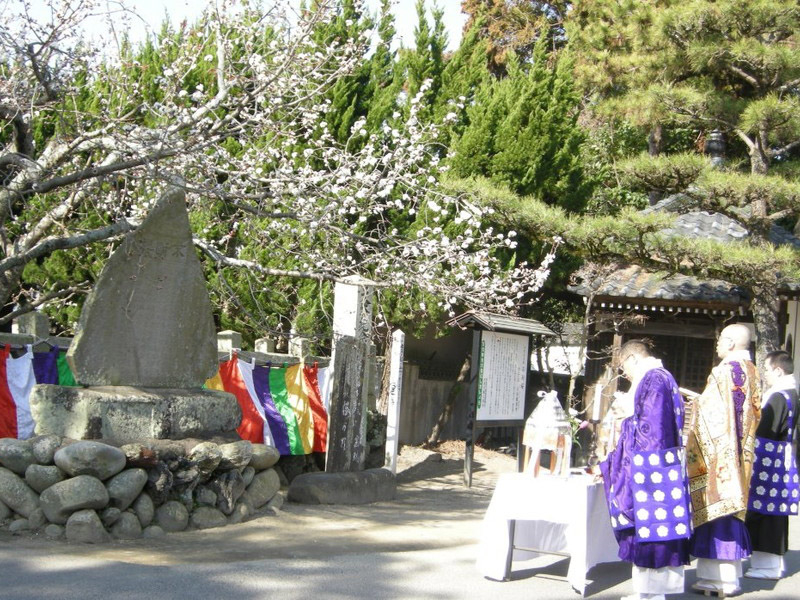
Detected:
left=619, top=339, right=652, bottom=363
left=716, top=323, right=751, bottom=358
left=723, top=324, right=751, bottom=349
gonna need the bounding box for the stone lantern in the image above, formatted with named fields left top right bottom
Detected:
left=705, top=130, right=726, bottom=168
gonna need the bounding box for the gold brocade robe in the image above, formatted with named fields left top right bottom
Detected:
left=686, top=358, right=761, bottom=527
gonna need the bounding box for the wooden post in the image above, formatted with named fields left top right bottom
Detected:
left=384, top=329, right=405, bottom=473
left=463, top=329, right=482, bottom=488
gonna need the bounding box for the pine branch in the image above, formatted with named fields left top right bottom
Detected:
left=772, top=138, right=800, bottom=158
left=725, top=64, right=761, bottom=90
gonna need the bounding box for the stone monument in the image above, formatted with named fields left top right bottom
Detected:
left=30, top=187, right=241, bottom=442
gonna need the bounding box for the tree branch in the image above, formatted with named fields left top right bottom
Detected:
left=194, top=237, right=337, bottom=283
left=17, top=149, right=178, bottom=199
left=0, top=152, right=37, bottom=175
left=0, top=283, right=89, bottom=326
left=26, top=43, right=59, bottom=102
left=0, top=105, right=34, bottom=157
left=0, top=220, right=135, bottom=274
left=726, top=64, right=761, bottom=89
left=772, top=138, right=800, bottom=158
left=193, top=237, right=389, bottom=286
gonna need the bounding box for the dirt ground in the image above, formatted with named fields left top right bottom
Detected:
left=396, top=440, right=517, bottom=482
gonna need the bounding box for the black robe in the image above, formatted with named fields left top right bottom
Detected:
left=745, top=387, right=800, bottom=555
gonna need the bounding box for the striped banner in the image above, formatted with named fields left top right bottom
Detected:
left=0, top=345, right=45, bottom=440
left=206, top=356, right=328, bottom=455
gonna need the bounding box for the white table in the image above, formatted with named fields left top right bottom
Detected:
left=476, top=472, right=620, bottom=595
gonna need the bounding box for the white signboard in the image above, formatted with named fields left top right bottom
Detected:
left=476, top=331, right=529, bottom=422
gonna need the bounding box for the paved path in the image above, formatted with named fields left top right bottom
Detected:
left=1, top=454, right=799, bottom=599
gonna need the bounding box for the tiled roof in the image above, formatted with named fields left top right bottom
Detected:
left=447, top=310, right=556, bottom=336
left=645, top=196, right=800, bottom=248
left=569, top=265, right=748, bottom=305
left=569, top=197, right=800, bottom=304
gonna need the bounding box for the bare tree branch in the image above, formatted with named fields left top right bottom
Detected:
left=0, top=282, right=89, bottom=326
left=0, top=219, right=135, bottom=274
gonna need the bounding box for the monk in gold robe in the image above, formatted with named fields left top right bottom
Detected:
left=687, top=323, right=761, bottom=597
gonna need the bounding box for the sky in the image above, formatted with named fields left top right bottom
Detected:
left=118, top=0, right=467, bottom=51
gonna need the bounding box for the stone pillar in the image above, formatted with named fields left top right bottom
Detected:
left=325, top=277, right=375, bottom=472
left=384, top=329, right=405, bottom=473
left=12, top=311, right=50, bottom=338
left=255, top=337, right=277, bottom=353
left=326, top=336, right=370, bottom=472
left=217, top=330, right=242, bottom=353
left=288, top=331, right=310, bottom=360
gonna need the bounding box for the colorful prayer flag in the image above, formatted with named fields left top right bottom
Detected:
left=206, top=355, right=328, bottom=454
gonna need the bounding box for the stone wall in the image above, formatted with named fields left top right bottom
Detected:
left=0, top=436, right=282, bottom=543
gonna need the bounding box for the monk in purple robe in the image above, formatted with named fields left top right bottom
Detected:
left=687, top=323, right=761, bottom=597
left=601, top=340, right=691, bottom=600
left=744, top=350, right=799, bottom=580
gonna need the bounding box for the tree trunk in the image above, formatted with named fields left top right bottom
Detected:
left=0, top=265, right=24, bottom=319
left=376, top=337, right=393, bottom=415
left=751, top=283, right=781, bottom=368
left=567, top=289, right=596, bottom=402
left=425, top=354, right=471, bottom=447
left=648, top=124, right=662, bottom=156
left=750, top=139, right=769, bottom=175
left=648, top=124, right=664, bottom=205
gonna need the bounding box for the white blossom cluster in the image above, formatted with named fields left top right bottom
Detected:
left=0, top=0, right=557, bottom=320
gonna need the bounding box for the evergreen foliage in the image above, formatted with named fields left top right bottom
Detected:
left=14, top=0, right=800, bottom=364
left=451, top=37, right=591, bottom=212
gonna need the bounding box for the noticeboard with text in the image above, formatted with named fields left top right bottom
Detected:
left=476, top=331, right=529, bottom=422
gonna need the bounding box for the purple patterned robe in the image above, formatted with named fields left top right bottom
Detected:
left=601, top=367, right=691, bottom=568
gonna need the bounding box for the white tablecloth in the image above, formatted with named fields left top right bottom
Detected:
left=477, top=472, right=620, bottom=595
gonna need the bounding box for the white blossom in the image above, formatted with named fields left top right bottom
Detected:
left=0, top=0, right=560, bottom=328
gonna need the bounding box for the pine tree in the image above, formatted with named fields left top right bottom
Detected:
left=567, top=0, right=800, bottom=175
left=564, top=0, right=800, bottom=360
left=310, top=0, right=375, bottom=143
left=399, top=0, right=448, bottom=121
left=364, top=0, right=403, bottom=133
left=432, top=20, right=491, bottom=142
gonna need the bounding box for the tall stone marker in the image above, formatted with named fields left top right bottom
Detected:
left=326, top=335, right=370, bottom=472
left=325, top=277, right=375, bottom=473
left=67, top=187, right=217, bottom=387
left=31, top=187, right=240, bottom=442
left=289, top=277, right=398, bottom=504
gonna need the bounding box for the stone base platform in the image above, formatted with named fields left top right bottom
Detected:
left=29, top=384, right=242, bottom=443
left=287, top=468, right=396, bottom=504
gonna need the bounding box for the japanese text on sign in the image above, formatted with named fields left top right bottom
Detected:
left=476, top=331, right=528, bottom=421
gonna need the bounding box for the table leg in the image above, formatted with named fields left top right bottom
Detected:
left=504, top=519, right=516, bottom=581
left=566, top=484, right=590, bottom=596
